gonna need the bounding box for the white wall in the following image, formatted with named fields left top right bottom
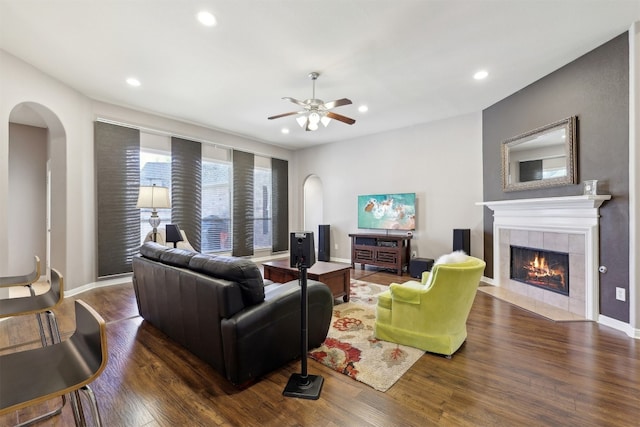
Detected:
left=8, top=124, right=47, bottom=272
left=1, top=50, right=92, bottom=288
left=1, top=48, right=483, bottom=290
left=1, top=49, right=294, bottom=291
left=293, top=112, right=484, bottom=263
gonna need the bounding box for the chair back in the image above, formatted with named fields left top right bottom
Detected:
left=0, top=267, right=64, bottom=318
left=68, top=300, right=109, bottom=384
left=0, top=299, right=107, bottom=414
left=0, top=255, right=40, bottom=287
left=418, top=257, right=485, bottom=331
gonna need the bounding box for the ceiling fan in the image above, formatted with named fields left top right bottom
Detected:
left=268, top=72, right=356, bottom=131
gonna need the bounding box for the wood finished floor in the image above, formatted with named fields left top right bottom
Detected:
left=1, top=267, right=639, bottom=426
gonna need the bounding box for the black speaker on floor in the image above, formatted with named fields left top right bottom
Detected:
left=453, top=229, right=470, bottom=254
left=410, top=258, right=434, bottom=279
left=318, top=224, right=330, bottom=262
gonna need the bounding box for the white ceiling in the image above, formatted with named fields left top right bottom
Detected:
left=1, top=0, right=639, bottom=150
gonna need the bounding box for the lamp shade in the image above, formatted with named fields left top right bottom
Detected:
left=165, top=224, right=184, bottom=244
left=136, top=185, right=171, bottom=209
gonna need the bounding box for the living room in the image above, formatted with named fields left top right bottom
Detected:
left=3, top=3, right=638, bottom=336
left=1, top=1, right=640, bottom=424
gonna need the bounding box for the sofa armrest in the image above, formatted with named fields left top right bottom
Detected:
left=220, top=280, right=332, bottom=385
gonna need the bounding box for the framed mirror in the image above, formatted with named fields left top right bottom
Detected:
left=502, top=116, right=577, bottom=192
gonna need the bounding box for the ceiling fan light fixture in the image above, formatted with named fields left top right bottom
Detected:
left=268, top=72, right=355, bottom=132
left=308, top=112, right=320, bottom=125
left=296, top=116, right=307, bottom=128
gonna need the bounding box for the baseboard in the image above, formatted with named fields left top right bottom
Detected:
left=65, top=275, right=133, bottom=298
left=598, top=314, right=639, bottom=339
left=480, top=275, right=496, bottom=286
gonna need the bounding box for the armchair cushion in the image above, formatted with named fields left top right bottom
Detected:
left=144, top=229, right=195, bottom=251
left=424, top=250, right=469, bottom=288
left=389, top=282, right=424, bottom=304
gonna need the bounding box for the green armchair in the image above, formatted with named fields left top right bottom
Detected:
left=374, top=255, right=486, bottom=356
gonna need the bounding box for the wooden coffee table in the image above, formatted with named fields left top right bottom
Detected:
left=262, top=259, right=351, bottom=302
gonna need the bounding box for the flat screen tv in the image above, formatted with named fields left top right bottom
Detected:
left=357, top=192, right=416, bottom=231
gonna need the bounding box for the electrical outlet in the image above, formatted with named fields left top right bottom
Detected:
left=615, top=287, right=626, bottom=301
left=334, top=243, right=338, bottom=250
left=411, top=251, right=417, bottom=258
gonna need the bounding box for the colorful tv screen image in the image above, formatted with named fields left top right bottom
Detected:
left=357, top=193, right=416, bottom=231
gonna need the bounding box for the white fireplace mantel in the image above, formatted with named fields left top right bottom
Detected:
left=477, top=195, right=611, bottom=212
left=476, top=195, right=611, bottom=321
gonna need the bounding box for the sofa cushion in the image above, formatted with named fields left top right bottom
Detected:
left=139, top=241, right=169, bottom=262
left=140, top=241, right=198, bottom=268
left=159, top=247, right=198, bottom=268
left=189, top=254, right=265, bottom=305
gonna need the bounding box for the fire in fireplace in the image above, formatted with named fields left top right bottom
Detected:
left=510, top=245, right=569, bottom=296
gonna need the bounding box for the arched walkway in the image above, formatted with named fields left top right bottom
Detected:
left=7, top=102, right=66, bottom=277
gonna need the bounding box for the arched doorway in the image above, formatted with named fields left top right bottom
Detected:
left=8, top=102, right=66, bottom=278
left=303, top=175, right=323, bottom=253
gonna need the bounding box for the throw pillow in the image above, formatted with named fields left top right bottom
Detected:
left=424, top=250, right=469, bottom=288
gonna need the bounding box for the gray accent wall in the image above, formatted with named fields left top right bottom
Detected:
left=482, top=33, right=630, bottom=322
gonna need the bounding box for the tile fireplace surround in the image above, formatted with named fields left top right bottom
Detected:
left=479, top=195, right=611, bottom=321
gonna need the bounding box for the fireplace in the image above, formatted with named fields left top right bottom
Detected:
left=510, top=246, right=569, bottom=296
left=478, top=195, right=611, bottom=321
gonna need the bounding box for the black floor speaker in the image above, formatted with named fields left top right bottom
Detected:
left=410, top=258, right=434, bottom=279
left=453, top=229, right=470, bottom=254
left=318, top=224, right=330, bottom=262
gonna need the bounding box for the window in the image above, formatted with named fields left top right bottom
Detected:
left=139, top=150, right=171, bottom=242
left=201, top=146, right=232, bottom=253
left=254, top=156, right=272, bottom=250
left=138, top=138, right=280, bottom=254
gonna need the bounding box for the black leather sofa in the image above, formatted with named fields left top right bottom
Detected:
left=132, top=242, right=333, bottom=386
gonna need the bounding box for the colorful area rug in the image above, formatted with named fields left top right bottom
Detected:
left=347, top=279, right=389, bottom=305
left=309, top=279, right=424, bottom=392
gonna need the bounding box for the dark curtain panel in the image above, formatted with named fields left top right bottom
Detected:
left=232, top=150, right=254, bottom=257
left=271, top=158, right=289, bottom=253
left=95, top=121, right=140, bottom=277
left=171, top=137, right=202, bottom=252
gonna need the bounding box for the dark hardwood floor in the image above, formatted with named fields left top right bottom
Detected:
left=1, top=267, right=639, bottom=426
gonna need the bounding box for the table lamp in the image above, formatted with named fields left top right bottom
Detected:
left=136, top=184, right=171, bottom=242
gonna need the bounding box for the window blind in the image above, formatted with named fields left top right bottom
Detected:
left=171, top=137, right=202, bottom=252
left=232, top=150, right=254, bottom=256
left=95, top=121, right=140, bottom=277
left=271, top=158, right=289, bottom=253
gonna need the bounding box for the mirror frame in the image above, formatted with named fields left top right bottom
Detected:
left=501, top=116, right=577, bottom=192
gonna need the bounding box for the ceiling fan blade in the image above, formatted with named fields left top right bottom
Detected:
left=283, top=97, right=307, bottom=107
left=323, top=98, right=352, bottom=109
left=326, top=111, right=356, bottom=125
left=268, top=111, right=302, bottom=120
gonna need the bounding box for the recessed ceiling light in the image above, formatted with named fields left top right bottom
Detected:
left=281, top=128, right=290, bottom=134
left=126, top=77, right=141, bottom=87
left=473, top=70, right=488, bottom=80
left=358, top=105, right=369, bottom=113
left=197, top=11, right=217, bottom=27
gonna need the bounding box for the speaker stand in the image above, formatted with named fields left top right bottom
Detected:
left=283, top=265, right=324, bottom=400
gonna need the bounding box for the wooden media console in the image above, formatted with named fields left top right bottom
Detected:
left=349, top=233, right=412, bottom=275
